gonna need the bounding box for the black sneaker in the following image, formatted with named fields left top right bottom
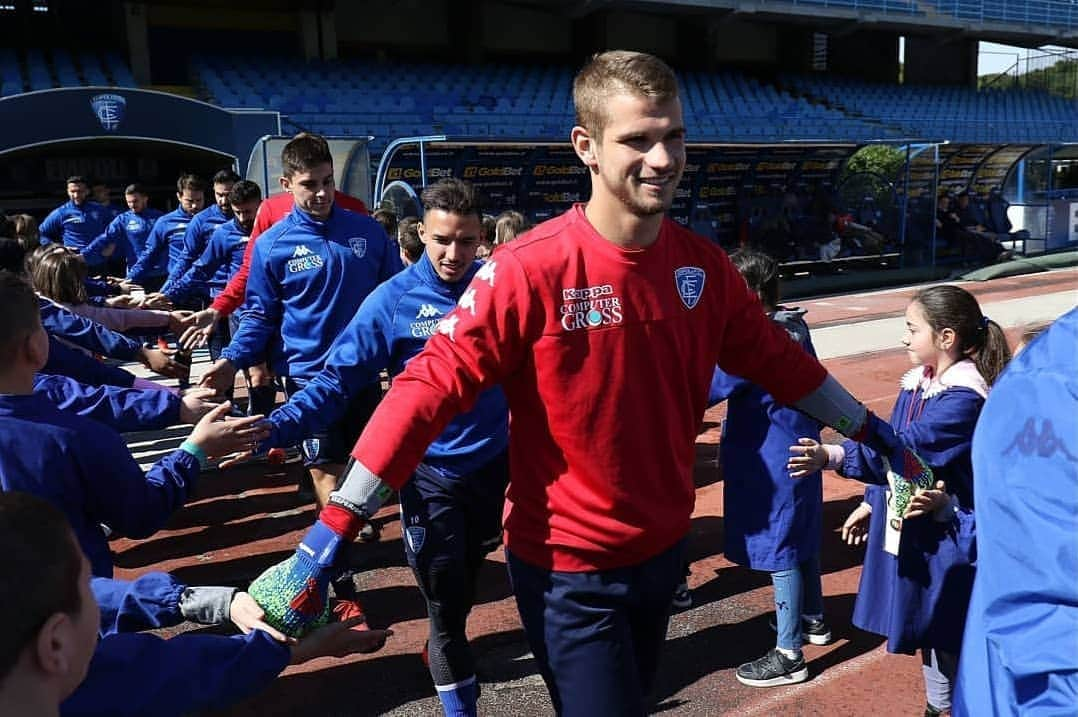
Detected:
left=671, top=580, right=692, bottom=610
left=735, top=648, right=808, bottom=687
left=801, top=616, right=832, bottom=645
left=768, top=614, right=833, bottom=646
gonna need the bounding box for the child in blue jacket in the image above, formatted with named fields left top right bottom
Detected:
left=0, top=271, right=267, bottom=578
left=707, top=250, right=829, bottom=688
left=789, top=285, right=1011, bottom=716
left=0, top=490, right=390, bottom=717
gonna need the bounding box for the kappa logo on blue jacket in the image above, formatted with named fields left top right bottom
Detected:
left=675, top=266, right=706, bottom=309
left=91, top=93, right=126, bottom=132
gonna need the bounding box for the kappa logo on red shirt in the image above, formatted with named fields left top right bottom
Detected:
left=559, top=283, right=624, bottom=332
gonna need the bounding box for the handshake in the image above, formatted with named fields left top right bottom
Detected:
left=248, top=461, right=392, bottom=637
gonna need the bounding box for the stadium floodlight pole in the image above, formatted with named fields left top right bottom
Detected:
left=373, top=135, right=447, bottom=202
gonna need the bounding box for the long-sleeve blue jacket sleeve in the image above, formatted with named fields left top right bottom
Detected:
left=838, top=388, right=983, bottom=489
left=80, top=424, right=201, bottom=542
left=39, top=298, right=142, bottom=361
left=81, top=216, right=133, bottom=266
left=91, top=573, right=185, bottom=636
left=33, top=373, right=180, bottom=432
left=268, top=290, right=395, bottom=448
left=61, top=630, right=289, bottom=717
left=40, top=207, right=64, bottom=243
left=220, top=238, right=279, bottom=370
left=165, top=230, right=229, bottom=303
left=127, top=221, right=167, bottom=284
left=43, top=337, right=137, bottom=388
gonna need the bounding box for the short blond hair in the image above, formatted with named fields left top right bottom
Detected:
left=573, top=50, right=679, bottom=138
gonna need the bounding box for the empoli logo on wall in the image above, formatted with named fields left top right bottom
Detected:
left=90, top=94, right=126, bottom=131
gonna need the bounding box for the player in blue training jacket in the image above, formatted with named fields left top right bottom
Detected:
left=165, top=180, right=260, bottom=372
left=955, top=307, right=1078, bottom=716
left=202, top=133, right=402, bottom=508
left=159, top=169, right=240, bottom=306
left=246, top=178, right=507, bottom=717
left=127, top=174, right=206, bottom=291
left=0, top=272, right=267, bottom=578
left=80, top=184, right=164, bottom=275
left=38, top=176, right=112, bottom=270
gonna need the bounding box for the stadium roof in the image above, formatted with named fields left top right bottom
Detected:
left=509, top=0, right=1078, bottom=48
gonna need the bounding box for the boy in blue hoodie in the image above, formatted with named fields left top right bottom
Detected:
left=202, top=133, right=402, bottom=508
left=243, top=178, right=507, bottom=717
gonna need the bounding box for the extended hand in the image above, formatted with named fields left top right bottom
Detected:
left=787, top=437, right=828, bottom=477
left=187, top=402, right=269, bottom=458
left=178, top=387, right=220, bottom=424
left=199, top=358, right=238, bottom=395
left=841, top=502, right=872, bottom=546
left=903, top=481, right=949, bottom=519
left=288, top=618, right=392, bottom=665
left=139, top=346, right=189, bottom=380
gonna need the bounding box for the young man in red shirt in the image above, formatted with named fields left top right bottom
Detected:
left=249, top=52, right=926, bottom=716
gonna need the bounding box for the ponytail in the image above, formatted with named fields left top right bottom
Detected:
left=974, top=318, right=1010, bottom=386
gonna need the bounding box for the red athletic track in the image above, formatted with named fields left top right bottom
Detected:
left=110, top=268, right=1076, bottom=716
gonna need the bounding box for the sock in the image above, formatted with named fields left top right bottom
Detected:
left=776, top=646, right=801, bottom=660
left=802, top=613, right=823, bottom=622
left=436, top=676, right=478, bottom=717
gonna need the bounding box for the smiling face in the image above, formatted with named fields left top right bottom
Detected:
left=282, top=162, right=335, bottom=221
left=420, top=209, right=482, bottom=283
left=574, top=91, right=686, bottom=218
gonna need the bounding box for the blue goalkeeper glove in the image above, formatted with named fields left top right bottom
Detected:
left=246, top=515, right=351, bottom=638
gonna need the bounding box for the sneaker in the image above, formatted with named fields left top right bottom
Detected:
left=768, top=615, right=832, bottom=646
left=800, top=616, right=832, bottom=645
left=671, top=580, right=692, bottom=610
left=331, top=598, right=370, bottom=631
left=735, top=648, right=808, bottom=687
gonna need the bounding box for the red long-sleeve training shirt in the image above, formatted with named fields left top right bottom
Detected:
left=352, top=205, right=827, bottom=571
left=210, top=190, right=369, bottom=315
